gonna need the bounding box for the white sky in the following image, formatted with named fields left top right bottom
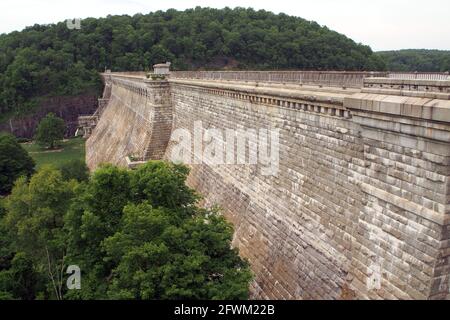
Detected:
left=0, top=0, right=449, bottom=51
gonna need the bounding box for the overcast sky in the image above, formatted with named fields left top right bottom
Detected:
left=0, top=0, right=449, bottom=51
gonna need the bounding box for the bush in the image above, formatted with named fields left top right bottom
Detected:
left=0, top=133, right=35, bottom=195
left=146, top=74, right=166, bottom=80
left=59, top=159, right=89, bottom=182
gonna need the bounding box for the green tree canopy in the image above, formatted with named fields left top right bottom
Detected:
left=34, top=113, right=65, bottom=149
left=0, top=7, right=387, bottom=117
left=103, top=202, right=251, bottom=299
left=377, top=49, right=450, bottom=72
left=0, top=133, right=35, bottom=195
left=2, top=166, right=78, bottom=300
left=65, top=161, right=252, bottom=300
left=60, top=159, right=89, bottom=182
left=0, top=252, right=38, bottom=300
left=0, top=161, right=252, bottom=300
left=130, top=161, right=198, bottom=208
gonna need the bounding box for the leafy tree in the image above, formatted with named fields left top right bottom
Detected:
left=3, top=166, right=78, bottom=300
left=0, top=161, right=251, bottom=300
left=103, top=202, right=251, bottom=299
left=378, top=49, right=450, bottom=72
left=65, top=161, right=251, bottom=300
left=0, top=197, right=13, bottom=271
left=0, top=197, right=15, bottom=292
left=60, top=159, right=89, bottom=182
left=64, top=164, right=133, bottom=299
left=0, top=133, right=35, bottom=195
left=34, top=113, right=65, bottom=149
left=5, top=252, right=38, bottom=300
left=130, top=161, right=198, bottom=209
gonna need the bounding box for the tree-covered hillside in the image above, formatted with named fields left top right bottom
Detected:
left=0, top=7, right=386, bottom=117
left=377, top=49, right=450, bottom=72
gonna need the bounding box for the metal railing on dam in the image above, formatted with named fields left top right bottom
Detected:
left=387, top=72, right=450, bottom=80
left=170, top=71, right=387, bottom=88
left=170, top=71, right=450, bottom=88
left=106, top=70, right=450, bottom=88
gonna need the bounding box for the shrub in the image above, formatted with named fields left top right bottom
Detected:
left=0, top=133, right=35, bottom=195
left=59, top=159, right=89, bottom=182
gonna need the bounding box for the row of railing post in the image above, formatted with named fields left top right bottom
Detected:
left=169, top=71, right=391, bottom=88
left=106, top=70, right=450, bottom=88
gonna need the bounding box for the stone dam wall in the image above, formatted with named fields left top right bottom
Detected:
left=85, top=72, right=450, bottom=300
left=86, top=75, right=172, bottom=167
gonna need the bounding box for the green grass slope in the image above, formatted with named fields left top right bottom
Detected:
left=21, top=137, right=85, bottom=169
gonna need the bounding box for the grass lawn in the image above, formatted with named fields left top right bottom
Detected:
left=21, top=137, right=86, bottom=169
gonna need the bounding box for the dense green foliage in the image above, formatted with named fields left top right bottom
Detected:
left=60, top=159, right=89, bottom=182
left=2, top=168, right=76, bottom=299
left=0, top=7, right=386, bottom=117
left=377, top=49, right=450, bottom=72
left=0, top=161, right=252, bottom=300
left=0, top=133, right=35, bottom=195
left=34, top=113, right=66, bottom=149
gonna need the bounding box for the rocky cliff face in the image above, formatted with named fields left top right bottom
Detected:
left=0, top=94, right=98, bottom=139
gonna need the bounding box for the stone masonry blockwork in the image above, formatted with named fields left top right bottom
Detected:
left=86, top=74, right=450, bottom=300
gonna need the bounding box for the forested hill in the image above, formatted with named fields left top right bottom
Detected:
left=0, top=7, right=386, bottom=116
left=377, top=49, right=450, bottom=72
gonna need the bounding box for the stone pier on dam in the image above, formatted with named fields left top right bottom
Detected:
left=82, top=68, right=450, bottom=300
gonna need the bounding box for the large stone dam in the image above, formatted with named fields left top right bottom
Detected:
left=85, top=70, right=450, bottom=300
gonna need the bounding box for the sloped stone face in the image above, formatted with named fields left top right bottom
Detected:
left=165, top=81, right=450, bottom=300
left=167, top=83, right=363, bottom=299
left=347, top=93, right=450, bottom=300
left=86, top=77, right=172, bottom=170
left=87, top=74, right=450, bottom=300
